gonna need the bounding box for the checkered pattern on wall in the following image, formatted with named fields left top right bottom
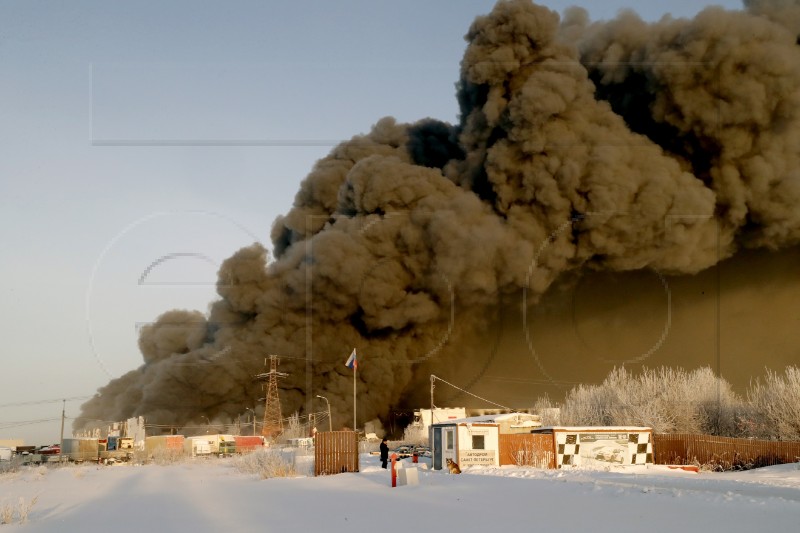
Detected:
left=556, top=433, right=580, bottom=467
left=554, top=431, right=653, bottom=468
left=628, top=432, right=654, bottom=465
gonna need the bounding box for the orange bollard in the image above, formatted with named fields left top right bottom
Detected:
left=412, top=452, right=418, bottom=464
left=391, top=453, right=398, bottom=487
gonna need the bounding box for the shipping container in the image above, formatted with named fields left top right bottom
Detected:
left=145, top=435, right=185, bottom=454
left=62, top=438, right=100, bottom=462
left=234, top=435, right=265, bottom=454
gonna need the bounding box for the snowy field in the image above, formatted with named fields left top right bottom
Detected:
left=2, top=453, right=799, bottom=532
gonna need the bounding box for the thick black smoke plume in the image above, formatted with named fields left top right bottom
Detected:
left=77, top=1, right=800, bottom=434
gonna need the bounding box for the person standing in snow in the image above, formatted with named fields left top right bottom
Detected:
left=380, top=437, right=389, bottom=469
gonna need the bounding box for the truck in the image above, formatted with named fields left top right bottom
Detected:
left=99, top=436, right=134, bottom=463
left=218, top=435, right=236, bottom=457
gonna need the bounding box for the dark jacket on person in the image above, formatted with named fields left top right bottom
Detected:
left=379, top=441, right=389, bottom=461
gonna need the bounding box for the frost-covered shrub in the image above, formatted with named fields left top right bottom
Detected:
left=233, top=448, right=296, bottom=479
left=0, top=496, right=38, bottom=525
left=532, top=395, right=561, bottom=426
left=560, top=366, right=742, bottom=435
left=746, top=366, right=800, bottom=440
left=0, top=501, right=12, bottom=525
left=143, top=447, right=185, bottom=466
left=402, top=426, right=427, bottom=446
left=0, top=461, right=19, bottom=476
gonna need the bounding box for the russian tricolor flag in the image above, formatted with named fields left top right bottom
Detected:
left=345, top=348, right=357, bottom=370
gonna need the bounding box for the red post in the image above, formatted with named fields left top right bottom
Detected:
left=391, top=453, right=397, bottom=487
left=412, top=452, right=418, bottom=464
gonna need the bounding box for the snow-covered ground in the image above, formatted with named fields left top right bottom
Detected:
left=2, top=453, right=799, bottom=532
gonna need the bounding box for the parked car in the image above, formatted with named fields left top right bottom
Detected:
left=38, top=444, right=60, bottom=455
left=362, top=432, right=381, bottom=443
left=391, top=445, right=414, bottom=458
left=412, top=445, right=431, bottom=457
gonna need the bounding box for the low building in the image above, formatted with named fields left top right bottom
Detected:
left=531, top=426, right=654, bottom=468
left=406, top=408, right=467, bottom=441
left=430, top=412, right=542, bottom=470
left=0, top=439, right=24, bottom=451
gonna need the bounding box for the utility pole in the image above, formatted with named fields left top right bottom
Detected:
left=256, top=355, right=288, bottom=440
left=245, top=408, right=256, bottom=436
left=430, top=375, right=435, bottom=466
left=59, top=399, right=65, bottom=461
left=316, top=395, right=332, bottom=432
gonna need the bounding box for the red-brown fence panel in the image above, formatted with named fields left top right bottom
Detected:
left=654, top=433, right=800, bottom=470
left=499, top=433, right=555, bottom=468
left=315, top=431, right=359, bottom=476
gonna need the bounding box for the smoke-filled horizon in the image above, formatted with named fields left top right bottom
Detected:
left=77, top=0, right=800, bottom=434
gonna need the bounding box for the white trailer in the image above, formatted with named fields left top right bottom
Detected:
left=0, top=447, right=12, bottom=461
left=183, top=437, right=213, bottom=457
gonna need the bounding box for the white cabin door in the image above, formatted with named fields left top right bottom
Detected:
left=443, top=427, right=457, bottom=464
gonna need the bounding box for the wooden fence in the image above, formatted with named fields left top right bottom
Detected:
left=653, top=433, right=800, bottom=469
left=314, top=431, right=359, bottom=476
left=497, top=433, right=800, bottom=471
left=498, top=433, right=555, bottom=468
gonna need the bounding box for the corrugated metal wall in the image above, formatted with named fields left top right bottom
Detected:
left=498, top=433, right=555, bottom=468
left=653, top=433, right=800, bottom=469
left=314, top=431, right=359, bottom=476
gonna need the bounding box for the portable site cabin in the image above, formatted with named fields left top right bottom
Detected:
left=430, top=413, right=541, bottom=470
left=530, top=426, right=654, bottom=468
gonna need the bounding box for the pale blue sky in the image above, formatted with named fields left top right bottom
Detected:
left=0, top=1, right=744, bottom=444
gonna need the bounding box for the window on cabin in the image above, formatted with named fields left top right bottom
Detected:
left=445, top=430, right=454, bottom=450
left=472, top=435, right=485, bottom=449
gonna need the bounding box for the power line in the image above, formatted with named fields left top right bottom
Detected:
left=0, top=395, right=93, bottom=409
left=0, top=417, right=62, bottom=430
left=431, top=374, right=511, bottom=410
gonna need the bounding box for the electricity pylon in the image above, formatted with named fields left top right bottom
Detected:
left=256, top=355, right=287, bottom=439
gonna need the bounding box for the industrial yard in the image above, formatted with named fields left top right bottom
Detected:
left=2, top=451, right=800, bottom=532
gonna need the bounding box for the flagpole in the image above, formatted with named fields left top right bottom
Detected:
left=353, top=362, right=357, bottom=432
left=345, top=348, right=358, bottom=433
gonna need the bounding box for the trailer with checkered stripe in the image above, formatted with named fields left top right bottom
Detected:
left=530, top=427, right=653, bottom=468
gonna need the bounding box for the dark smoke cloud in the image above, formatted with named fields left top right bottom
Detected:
left=77, top=1, right=800, bottom=434
left=745, top=0, right=800, bottom=37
